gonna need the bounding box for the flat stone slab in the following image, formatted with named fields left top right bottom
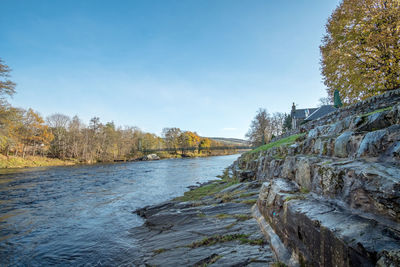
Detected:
left=130, top=182, right=276, bottom=266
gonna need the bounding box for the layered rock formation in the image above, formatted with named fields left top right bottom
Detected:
left=231, top=92, right=400, bottom=266
left=131, top=180, right=275, bottom=266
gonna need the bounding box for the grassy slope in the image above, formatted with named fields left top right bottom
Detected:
left=0, top=155, right=76, bottom=169
left=249, top=133, right=305, bottom=154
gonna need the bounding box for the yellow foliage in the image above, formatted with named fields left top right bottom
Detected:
left=321, top=0, right=400, bottom=103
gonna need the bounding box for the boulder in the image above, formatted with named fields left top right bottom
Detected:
left=141, top=153, right=160, bottom=161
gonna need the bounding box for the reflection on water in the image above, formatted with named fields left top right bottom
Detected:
left=0, top=154, right=239, bottom=266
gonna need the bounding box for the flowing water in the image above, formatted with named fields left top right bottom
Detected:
left=0, top=154, right=240, bottom=266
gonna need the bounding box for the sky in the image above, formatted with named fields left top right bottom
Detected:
left=0, top=0, right=341, bottom=139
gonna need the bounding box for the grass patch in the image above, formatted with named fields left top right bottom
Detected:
left=0, top=155, right=76, bottom=169
left=153, top=248, right=167, bottom=255
left=175, top=168, right=239, bottom=202
left=239, top=237, right=266, bottom=246
left=300, top=187, right=310, bottom=194
left=174, top=180, right=238, bottom=202
left=189, top=234, right=249, bottom=248
left=271, top=262, right=288, bottom=267
left=225, top=222, right=237, bottom=229
left=188, top=234, right=265, bottom=248
left=249, top=134, right=305, bottom=154
left=215, top=213, right=252, bottom=221
left=208, top=254, right=222, bottom=265
left=359, top=106, right=392, bottom=118
left=215, top=190, right=245, bottom=202
left=240, top=199, right=257, bottom=205
left=272, top=155, right=285, bottom=160
left=194, top=254, right=222, bottom=267
left=239, top=192, right=258, bottom=198
left=234, top=214, right=252, bottom=221
left=215, top=213, right=231, bottom=219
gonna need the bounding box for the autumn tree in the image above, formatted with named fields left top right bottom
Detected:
left=19, top=109, right=54, bottom=157
left=0, top=106, right=24, bottom=155
left=199, top=138, right=211, bottom=153
left=141, top=132, right=159, bottom=151
left=246, top=109, right=272, bottom=147
left=162, top=127, right=181, bottom=152
left=178, top=131, right=200, bottom=153
left=320, top=0, right=400, bottom=103
left=0, top=58, right=16, bottom=103
left=0, top=59, right=19, bottom=154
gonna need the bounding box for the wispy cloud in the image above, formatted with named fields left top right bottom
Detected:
left=222, top=127, right=237, bottom=131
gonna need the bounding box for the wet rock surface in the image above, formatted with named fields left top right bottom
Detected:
left=130, top=181, right=276, bottom=266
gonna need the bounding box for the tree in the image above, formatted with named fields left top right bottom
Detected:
left=19, top=109, right=53, bottom=157
left=318, top=97, right=332, bottom=106
left=320, top=0, right=400, bottom=103
left=0, top=59, right=18, bottom=154
left=162, top=127, right=181, bottom=152
left=199, top=137, right=211, bottom=153
left=47, top=113, right=70, bottom=158
left=334, top=89, right=343, bottom=108
left=270, top=112, right=286, bottom=138
left=0, top=106, right=24, bottom=155
left=67, top=115, right=83, bottom=159
left=178, top=131, right=200, bottom=153
left=283, top=113, right=292, bottom=133
left=0, top=58, right=16, bottom=103
left=246, top=109, right=272, bottom=147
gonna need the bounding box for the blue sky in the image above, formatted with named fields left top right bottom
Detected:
left=0, top=0, right=341, bottom=138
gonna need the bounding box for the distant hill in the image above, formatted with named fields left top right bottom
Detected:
left=207, top=137, right=249, bottom=146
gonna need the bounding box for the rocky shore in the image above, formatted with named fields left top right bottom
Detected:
left=231, top=95, right=400, bottom=266
left=131, top=175, right=278, bottom=266
left=130, top=91, right=400, bottom=267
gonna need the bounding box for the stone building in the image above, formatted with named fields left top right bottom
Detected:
left=291, top=103, right=336, bottom=129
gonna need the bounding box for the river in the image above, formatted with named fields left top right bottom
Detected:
left=0, top=154, right=240, bottom=266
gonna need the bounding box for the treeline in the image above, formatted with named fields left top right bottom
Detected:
left=0, top=59, right=231, bottom=163
left=1, top=107, right=227, bottom=163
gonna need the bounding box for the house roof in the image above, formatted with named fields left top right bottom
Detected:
left=292, top=108, right=318, bottom=119
left=304, top=105, right=337, bottom=121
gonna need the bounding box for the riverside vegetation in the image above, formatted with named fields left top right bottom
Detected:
left=0, top=60, right=240, bottom=168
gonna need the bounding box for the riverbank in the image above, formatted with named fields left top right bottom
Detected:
left=0, top=150, right=240, bottom=169
left=155, top=150, right=240, bottom=159
left=0, top=155, right=77, bottom=169
left=130, top=169, right=280, bottom=266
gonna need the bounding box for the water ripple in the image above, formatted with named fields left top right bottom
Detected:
left=0, top=154, right=239, bottom=266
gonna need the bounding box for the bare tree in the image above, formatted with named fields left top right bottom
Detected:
left=271, top=112, right=285, bottom=137
left=318, top=97, right=332, bottom=107
left=0, top=58, right=16, bottom=102
left=46, top=113, right=70, bottom=159
left=246, top=109, right=272, bottom=147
